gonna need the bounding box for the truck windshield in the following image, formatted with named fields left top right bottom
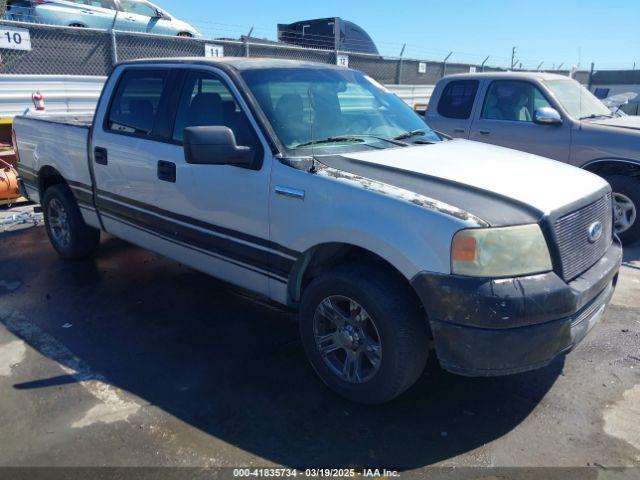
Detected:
left=241, top=68, right=441, bottom=153
left=544, top=79, right=612, bottom=120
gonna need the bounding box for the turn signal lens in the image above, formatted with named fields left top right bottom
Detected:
left=452, top=232, right=477, bottom=262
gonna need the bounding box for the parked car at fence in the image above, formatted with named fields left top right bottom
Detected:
left=13, top=58, right=621, bottom=404
left=5, top=0, right=200, bottom=37
left=425, top=72, right=640, bottom=244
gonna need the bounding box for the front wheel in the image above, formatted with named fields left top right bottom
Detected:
left=177, top=32, right=193, bottom=37
left=299, top=264, right=429, bottom=404
left=606, top=175, right=640, bottom=245
left=43, top=184, right=100, bottom=260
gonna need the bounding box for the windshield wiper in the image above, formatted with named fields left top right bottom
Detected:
left=351, top=134, right=409, bottom=147
left=294, top=134, right=409, bottom=149
left=294, top=136, right=365, bottom=148
left=394, top=129, right=427, bottom=141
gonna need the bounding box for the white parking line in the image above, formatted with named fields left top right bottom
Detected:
left=0, top=307, right=142, bottom=428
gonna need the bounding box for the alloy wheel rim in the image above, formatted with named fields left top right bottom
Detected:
left=613, top=192, right=637, bottom=234
left=47, top=198, right=71, bottom=249
left=313, top=295, right=382, bottom=384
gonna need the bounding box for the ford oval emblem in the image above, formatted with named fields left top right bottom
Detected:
left=588, top=221, right=603, bottom=243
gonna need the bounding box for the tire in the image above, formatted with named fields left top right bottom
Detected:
left=177, top=32, right=193, bottom=37
left=299, top=264, right=429, bottom=404
left=605, top=175, right=640, bottom=245
left=42, top=184, right=100, bottom=260
left=69, top=23, right=85, bottom=28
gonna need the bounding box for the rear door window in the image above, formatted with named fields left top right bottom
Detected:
left=437, top=80, right=479, bottom=119
left=107, top=69, right=168, bottom=137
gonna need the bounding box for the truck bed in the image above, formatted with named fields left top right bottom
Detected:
left=13, top=114, right=95, bottom=206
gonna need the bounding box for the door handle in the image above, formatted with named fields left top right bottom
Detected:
left=479, top=130, right=491, bottom=135
left=94, top=147, right=108, bottom=165
left=157, top=160, right=176, bottom=183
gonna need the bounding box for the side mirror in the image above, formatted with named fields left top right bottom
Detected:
left=533, top=107, right=563, bottom=125
left=183, top=126, right=253, bottom=167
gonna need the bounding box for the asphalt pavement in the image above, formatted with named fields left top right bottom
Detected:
left=0, top=218, right=638, bottom=475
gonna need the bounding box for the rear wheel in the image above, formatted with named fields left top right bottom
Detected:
left=299, top=264, right=429, bottom=404
left=605, top=175, right=640, bottom=245
left=42, top=184, right=100, bottom=260
left=69, top=23, right=85, bottom=28
left=177, top=32, right=193, bottom=37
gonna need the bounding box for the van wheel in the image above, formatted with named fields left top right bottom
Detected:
left=69, top=23, right=85, bottom=28
left=42, top=184, right=100, bottom=260
left=177, top=32, right=193, bottom=37
left=299, top=264, right=429, bottom=404
left=606, top=175, right=640, bottom=245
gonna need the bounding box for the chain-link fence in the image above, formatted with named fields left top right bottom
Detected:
left=0, top=19, right=590, bottom=85
left=0, top=20, right=499, bottom=83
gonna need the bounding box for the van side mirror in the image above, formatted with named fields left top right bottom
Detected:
left=183, top=126, right=254, bottom=167
left=533, top=107, right=563, bottom=125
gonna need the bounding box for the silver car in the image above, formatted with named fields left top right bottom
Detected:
left=426, top=72, right=640, bottom=245
left=5, top=0, right=200, bottom=37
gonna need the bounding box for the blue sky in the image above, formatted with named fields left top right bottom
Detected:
left=154, top=0, right=639, bottom=70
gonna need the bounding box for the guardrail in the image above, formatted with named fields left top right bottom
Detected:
left=386, top=84, right=434, bottom=112
left=0, top=74, right=105, bottom=119
left=0, top=73, right=434, bottom=120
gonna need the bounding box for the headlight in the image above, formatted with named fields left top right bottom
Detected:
left=451, top=224, right=552, bottom=277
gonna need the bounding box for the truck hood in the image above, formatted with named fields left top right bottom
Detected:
left=587, top=115, right=640, bottom=131
left=317, top=139, right=609, bottom=226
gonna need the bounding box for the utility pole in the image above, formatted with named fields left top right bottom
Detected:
left=537, top=62, right=544, bottom=71
left=510, top=46, right=517, bottom=70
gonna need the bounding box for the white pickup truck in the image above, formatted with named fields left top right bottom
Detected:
left=13, top=58, right=622, bottom=404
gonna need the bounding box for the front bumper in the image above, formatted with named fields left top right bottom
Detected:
left=411, top=239, right=622, bottom=376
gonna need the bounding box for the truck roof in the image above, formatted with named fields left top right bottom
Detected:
left=443, top=71, right=574, bottom=81
left=117, top=57, right=349, bottom=72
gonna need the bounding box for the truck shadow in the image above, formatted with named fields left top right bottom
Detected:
left=622, top=242, right=640, bottom=268
left=0, top=228, right=563, bottom=469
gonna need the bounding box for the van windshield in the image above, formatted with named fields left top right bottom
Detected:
left=241, top=67, right=441, bottom=154
left=544, top=79, right=612, bottom=120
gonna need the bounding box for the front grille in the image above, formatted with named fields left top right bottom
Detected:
left=554, top=193, right=613, bottom=281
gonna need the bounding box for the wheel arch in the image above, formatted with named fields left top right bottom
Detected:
left=287, top=242, right=425, bottom=315
left=38, top=165, right=68, bottom=198
left=582, top=158, right=640, bottom=178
